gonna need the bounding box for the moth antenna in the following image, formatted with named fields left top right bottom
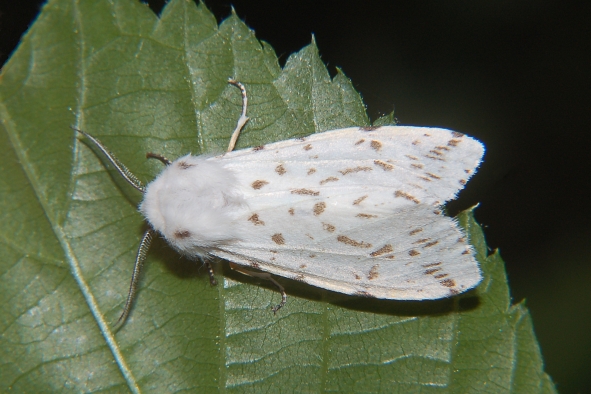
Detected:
left=72, top=127, right=145, bottom=193
left=146, top=152, right=172, bottom=165
left=226, top=79, right=249, bottom=152
left=113, top=229, right=154, bottom=330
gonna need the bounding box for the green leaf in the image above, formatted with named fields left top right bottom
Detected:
left=0, top=0, right=556, bottom=392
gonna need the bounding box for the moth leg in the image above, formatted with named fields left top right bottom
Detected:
left=226, top=79, right=249, bottom=152
left=114, top=228, right=154, bottom=330
left=146, top=152, right=172, bottom=165
left=229, top=262, right=287, bottom=314
left=204, top=261, right=217, bottom=286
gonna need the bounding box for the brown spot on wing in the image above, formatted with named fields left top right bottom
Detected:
left=177, top=161, right=194, bottom=169
left=313, top=202, right=326, bottom=216
left=355, top=139, right=365, bottom=145
left=440, top=278, right=456, bottom=288
left=374, top=160, right=394, bottom=171
left=354, top=273, right=362, bottom=280
left=370, top=140, right=382, bottom=151
left=368, top=265, right=380, bottom=280
left=252, top=180, right=269, bottom=189
left=370, top=244, right=393, bottom=257
left=425, top=154, right=444, bottom=161
left=411, top=163, right=424, bottom=169
left=408, top=249, right=420, bottom=256
left=248, top=213, right=265, bottom=226
left=448, top=139, right=461, bottom=147
left=355, top=291, right=376, bottom=298
left=412, top=140, right=420, bottom=145
left=299, top=264, right=307, bottom=269
left=271, top=233, right=285, bottom=245
left=360, top=126, right=380, bottom=131
left=353, top=195, right=368, bottom=205
left=405, top=155, right=419, bottom=161
left=356, top=213, right=378, bottom=219
left=337, top=235, right=372, bottom=248
left=395, top=190, right=420, bottom=204
left=429, top=150, right=443, bottom=156
left=459, top=179, right=467, bottom=185
left=291, top=188, right=320, bottom=196
left=434, top=273, right=448, bottom=279
left=250, top=262, right=260, bottom=269
left=423, top=262, right=442, bottom=268
left=413, top=238, right=431, bottom=244
left=288, top=208, right=295, bottom=216
left=452, top=131, right=464, bottom=138
left=307, top=168, right=317, bottom=175
left=424, top=268, right=442, bottom=275
left=252, top=145, right=265, bottom=151
left=423, top=240, right=439, bottom=248
left=435, top=146, right=450, bottom=151
left=303, top=144, right=313, bottom=151
left=275, top=164, right=286, bottom=175
left=320, top=176, right=339, bottom=185
left=426, top=172, right=441, bottom=180
left=322, top=223, right=336, bottom=232
left=174, top=230, right=191, bottom=239
left=339, top=166, right=373, bottom=175
left=409, top=228, right=423, bottom=235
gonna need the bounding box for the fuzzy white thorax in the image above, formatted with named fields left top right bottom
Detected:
left=139, top=154, right=246, bottom=257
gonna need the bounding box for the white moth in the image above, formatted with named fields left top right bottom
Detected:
left=75, top=80, right=484, bottom=328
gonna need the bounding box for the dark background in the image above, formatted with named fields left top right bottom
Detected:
left=2, top=1, right=589, bottom=392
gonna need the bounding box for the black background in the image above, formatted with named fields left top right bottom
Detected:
left=2, top=1, right=590, bottom=392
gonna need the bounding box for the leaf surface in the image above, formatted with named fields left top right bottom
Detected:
left=0, top=0, right=556, bottom=392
